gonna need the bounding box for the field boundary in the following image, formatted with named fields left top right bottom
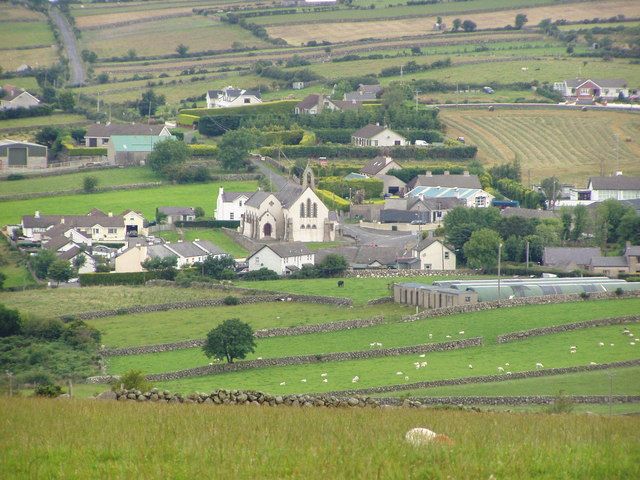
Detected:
left=323, top=359, right=640, bottom=396
left=380, top=395, right=640, bottom=406
left=497, top=316, right=640, bottom=343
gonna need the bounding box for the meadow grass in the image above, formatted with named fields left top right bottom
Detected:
left=0, top=285, right=227, bottom=318
left=0, top=180, right=258, bottom=226
left=0, top=167, right=162, bottom=197
left=157, top=228, right=248, bottom=258
left=0, top=21, right=54, bottom=48
left=387, top=366, right=640, bottom=397
left=440, top=108, right=640, bottom=183
left=90, top=302, right=405, bottom=348
left=0, top=46, right=58, bottom=72
left=0, top=238, right=36, bottom=289
left=0, top=114, right=88, bottom=132
left=2, top=397, right=638, bottom=479
left=104, top=298, right=640, bottom=374
left=158, top=323, right=640, bottom=394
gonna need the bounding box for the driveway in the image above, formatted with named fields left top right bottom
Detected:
left=50, top=7, right=85, bottom=86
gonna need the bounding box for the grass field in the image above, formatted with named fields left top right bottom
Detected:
left=0, top=114, right=89, bottom=133
left=104, top=298, right=640, bottom=374
left=0, top=240, right=36, bottom=290
left=90, top=302, right=405, bottom=348
left=2, top=398, right=638, bottom=479
left=156, top=228, right=248, bottom=258
left=440, top=108, right=640, bottom=183
left=0, top=167, right=162, bottom=197
left=0, top=180, right=258, bottom=227
left=0, top=285, right=227, bottom=318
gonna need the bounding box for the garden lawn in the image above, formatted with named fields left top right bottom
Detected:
left=90, top=303, right=402, bottom=348
left=157, top=228, right=248, bottom=258
left=0, top=286, right=225, bottom=318
left=106, top=298, right=640, bottom=375
left=387, top=366, right=640, bottom=397
left=2, top=397, right=638, bottom=479
left=0, top=181, right=258, bottom=226
left=157, top=323, right=640, bottom=395
left=0, top=167, right=162, bottom=197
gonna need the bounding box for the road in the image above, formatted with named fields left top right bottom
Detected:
left=50, top=7, right=85, bottom=86
left=249, top=156, right=292, bottom=191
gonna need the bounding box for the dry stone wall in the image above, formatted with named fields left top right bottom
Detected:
left=379, top=395, right=640, bottom=406
left=344, top=270, right=470, bottom=278
left=102, top=316, right=386, bottom=357
left=323, top=359, right=640, bottom=396
left=497, top=316, right=640, bottom=343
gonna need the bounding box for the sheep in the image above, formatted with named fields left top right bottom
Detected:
left=505, top=363, right=510, bottom=366
left=570, top=346, right=577, bottom=350
left=446, top=335, right=452, bottom=339
left=405, top=428, right=454, bottom=447
left=376, top=342, right=382, bottom=347
left=610, top=343, right=615, bottom=347
left=497, top=366, right=504, bottom=372
left=570, top=350, right=576, bottom=354
left=352, top=376, right=360, bottom=383
left=301, top=379, right=307, bottom=383
left=598, top=342, right=605, bottom=347
left=414, top=362, right=421, bottom=369
left=404, top=376, right=410, bottom=381
left=506, top=371, right=512, bottom=375
left=459, top=331, right=465, bottom=335
left=396, top=371, right=404, bottom=375
left=420, top=362, right=428, bottom=368
left=419, top=354, right=426, bottom=358
left=279, top=382, right=286, bottom=386
left=320, top=373, right=328, bottom=377
left=428, top=333, right=433, bottom=339
left=590, top=362, right=597, bottom=365
left=631, top=342, right=636, bottom=346
left=322, top=378, right=328, bottom=383
left=468, top=364, right=473, bottom=369
left=369, top=342, right=376, bottom=348
left=536, top=362, right=544, bottom=369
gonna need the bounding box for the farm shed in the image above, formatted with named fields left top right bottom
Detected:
left=0, top=140, right=47, bottom=171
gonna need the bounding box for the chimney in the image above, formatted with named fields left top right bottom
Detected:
left=425, top=171, right=432, bottom=177
left=444, top=170, right=450, bottom=176
left=463, top=170, right=469, bottom=176
left=34, top=211, right=40, bottom=218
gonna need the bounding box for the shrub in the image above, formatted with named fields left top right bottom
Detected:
left=83, top=175, right=98, bottom=193
left=579, top=292, right=590, bottom=300
left=223, top=296, right=240, bottom=305
left=243, top=268, right=280, bottom=281
left=78, top=271, right=164, bottom=286
left=545, top=390, right=575, bottom=414
left=316, top=189, right=350, bottom=211
left=318, top=177, right=383, bottom=200
left=113, top=370, right=153, bottom=393
left=34, top=384, right=64, bottom=397
left=615, top=287, right=624, bottom=296
left=6, top=174, right=26, bottom=181
left=21, top=316, right=65, bottom=341
left=188, top=144, right=218, bottom=156
left=0, top=304, right=22, bottom=337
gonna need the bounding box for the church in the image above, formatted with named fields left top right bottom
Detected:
left=217, top=166, right=337, bottom=242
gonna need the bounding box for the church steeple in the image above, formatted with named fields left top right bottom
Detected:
left=302, top=164, right=315, bottom=189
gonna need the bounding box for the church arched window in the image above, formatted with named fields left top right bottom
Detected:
left=312, top=202, right=318, bottom=218
left=307, top=198, right=312, bottom=218
left=300, top=203, right=305, bottom=218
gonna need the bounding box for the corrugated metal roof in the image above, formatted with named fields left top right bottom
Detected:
left=110, top=135, right=170, bottom=152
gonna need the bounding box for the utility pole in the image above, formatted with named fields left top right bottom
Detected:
left=415, top=89, right=420, bottom=111
left=614, top=133, right=620, bottom=173
left=497, top=243, right=502, bottom=306
left=525, top=240, right=530, bottom=271
left=148, top=99, right=152, bottom=125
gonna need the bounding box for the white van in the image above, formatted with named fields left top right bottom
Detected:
left=414, top=140, right=429, bottom=147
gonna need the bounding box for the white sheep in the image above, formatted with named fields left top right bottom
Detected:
left=301, top=379, right=307, bottom=383
left=497, top=366, right=504, bottom=372
left=428, top=333, right=433, bottom=339
left=322, top=378, right=328, bottom=383
left=598, top=342, right=605, bottom=347
left=505, top=363, right=510, bottom=366
left=320, top=373, right=328, bottom=377
left=506, top=371, right=512, bottom=375
left=570, top=346, right=577, bottom=350
left=610, top=343, right=615, bottom=347
left=631, top=342, right=636, bottom=346
left=208, top=362, right=213, bottom=366
left=405, top=428, right=437, bottom=446
left=279, top=382, right=286, bottom=386
left=396, top=371, right=403, bottom=375
left=536, top=362, right=544, bottom=369
left=459, top=331, right=465, bottom=335
left=376, top=342, right=382, bottom=347
left=446, top=335, right=452, bottom=339
left=590, top=362, right=597, bottom=365
left=352, top=376, right=360, bottom=383
left=468, top=364, right=473, bottom=369
left=420, top=362, right=428, bottom=367
left=369, top=342, right=376, bottom=348
left=404, top=376, right=410, bottom=381
left=419, top=354, right=426, bottom=358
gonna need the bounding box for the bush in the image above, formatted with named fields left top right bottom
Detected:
left=545, top=390, right=575, bottom=413
left=243, top=268, right=280, bottom=281
left=615, top=287, right=624, bottom=296
left=34, top=384, right=64, bottom=397
left=318, top=177, right=383, bottom=199
left=78, top=271, right=164, bottom=286
left=113, top=370, right=152, bottom=393
left=21, top=316, right=65, bottom=340
left=83, top=175, right=98, bottom=193
left=188, top=144, right=218, bottom=156
left=316, top=189, right=350, bottom=211
left=223, top=295, right=240, bottom=305
left=0, top=304, right=22, bottom=337
left=65, top=146, right=107, bottom=156
left=182, top=100, right=297, bottom=118
left=6, top=174, right=26, bottom=181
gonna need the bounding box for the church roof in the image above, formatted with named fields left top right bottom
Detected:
left=245, top=191, right=274, bottom=208
left=275, top=183, right=305, bottom=208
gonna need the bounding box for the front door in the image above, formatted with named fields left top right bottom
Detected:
left=263, top=223, right=272, bottom=237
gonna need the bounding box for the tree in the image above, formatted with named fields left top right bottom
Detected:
left=452, top=18, right=462, bottom=31
left=70, top=127, right=86, bottom=143
left=515, top=13, right=528, bottom=29
left=0, top=304, right=21, bottom=337
left=217, top=129, right=256, bottom=171
left=489, top=159, right=521, bottom=182
left=72, top=254, right=86, bottom=271
left=541, top=176, right=562, bottom=210
left=48, top=259, right=73, bottom=284
left=203, top=319, right=256, bottom=363
left=138, top=89, right=166, bottom=117
left=30, top=249, right=57, bottom=279
left=127, top=49, right=137, bottom=60
left=595, top=199, right=634, bottom=245
left=81, top=49, right=98, bottom=63
left=571, top=205, right=590, bottom=242
left=496, top=216, right=537, bottom=240
left=560, top=208, right=573, bottom=241
left=83, top=175, right=98, bottom=193
left=317, top=254, right=348, bottom=277
left=538, top=18, right=554, bottom=34
left=35, top=126, right=61, bottom=148
left=617, top=211, right=640, bottom=244
left=96, top=72, right=109, bottom=84
left=462, top=20, right=477, bottom=32
left=194, top=206, right=205, bottom=218
left=147, top=139, right=190, bottom=174
left=0, top=271, right=5, bottom=291
left=504, top=235, right=524, bottom=262
left=58, top=90, right=75, bottom=112
left=176, top=44, right=189, bottom=57
left=201, top=255, right=236, bottom=280
left=463, top=228, right=502, bottom=270
left=141, top=256, right=177, bottom=280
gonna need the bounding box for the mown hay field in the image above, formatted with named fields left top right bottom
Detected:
left=267, top=0, right=640, bottom=44
left=0, top=114, right=89, bottom=134
left=440, top=108, right=640, bottom=183
left=2, top=398, right=638, bottom=479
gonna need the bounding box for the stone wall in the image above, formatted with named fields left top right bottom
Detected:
left=345, top=270, right=471, bottom=278
left=401, top=291, right=640, bottom=322
left=497, top=316, right=640, bottom=343
left=102, top=316, right=386, bottom=357
left=70, top=292, right=352, bottom=321
left=0, top=182, right=164, bottom=201
left=322, top=359, right=640, bottom=397
left=379, top=395, right=640, bottom=406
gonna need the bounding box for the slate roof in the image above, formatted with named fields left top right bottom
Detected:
left=361, top=156, right=397, bottom=176
left=589, top=175, right=640, bottom=191
left=85, top=123, right=167, bottom=137
left=316, top=245, right=403, bottom=267
left=42, top=234, right=73, bottom=251
left=625, top=245, right=640, bottom=256
left=158, top=207, right=195, bottom=216
left=408, top=173, right=481, bottom=190
left=274, top=184, right=304, bottom=208
left=500, top=207, right=558, bottom=219
left=296, top=94, right=321, bottom=110
left=147, top=244, right=177, bottom=259
left=542, top=247, right=601, bottom=267
left=193, top=240, right=226, bottom=256
left=2, top=88, right=38, bottom=103
left=251, top=242, right=311, bottom=259
left=380, top=209, right=430, bottom=223
left=329, top=99, right=362, bottom=111
left=589, top=256, right=628, bottom=268
left=22, top=212, right=124, bottom=229
left=0, top=139, right=45, bottom=148
left=352, top=124, right=387, bottom=139
left=57, top=245, right=83, bottom=261
left=245, top=191, right=274, bottom=208
left=415, top=238, right=451, bottom=252
left=344, top=84, right=382, bottom=102
left=564, top=78, right=627, bottom=89
left=222, top=191, right=252, bottom=202
left=165, top=242, right=210, bottom=258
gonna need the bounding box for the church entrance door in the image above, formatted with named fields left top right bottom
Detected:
left=263, top=223, right=272, bottom=237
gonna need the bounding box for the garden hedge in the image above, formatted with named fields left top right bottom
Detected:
left=316, top=189, right=350, bottom=211
left=188, top=144, right=218, bottom=156
left=258, top=144, right=477, bottom=160
left=318, top=177, right=383, bottom=199
left=79, top=271, right=164, bottom=286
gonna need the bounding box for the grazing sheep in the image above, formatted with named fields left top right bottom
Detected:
left=376, top=342, right=382, bottom=347
left=352, top=376, right=360, bottom=383
left=631, top=342, right=636, bottom=346
left=322, top=378, right=328, bottom=383
left=257, top=357, right=263, bottom=360
left=459, top=331, right=465, bottom=335
left=505, top=363, right=510, bottom=366
left=396, top=371, right=403, bottom=375
left=420, top=362, right=428, bottom=367
left=570, top=346, right=577, bottom=350
left=497, top=367, right=504, bottom=372
left=404, top=376, right=410, bottom=381
left=301, top=379, right=307, bottom=383
left=536, top=362, right=544, bottom=369
left=419, top=354, right=426, bottom=358
left=405, top=428, right=454, bottom=447
left=598, top=342, right=605, bottom=347
left=279, top=382, right=286, bottom=386
left=428, top=333, right=433, bottom=339
left=369, top=343, right=376, bottom=348
left=208, top=362, right=213, bottom=366
left=320, top=373, right=328, bottom=377
left=468, top=364, right=473, bottom=369
left=506, top=371, right=512, bottom=375
left=446, top=335, right=452, bottom=339
left=590, top=362, right=597, bottom=365
left=610, top=343, right=615, bottom=347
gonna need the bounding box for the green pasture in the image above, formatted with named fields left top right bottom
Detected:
left=389, top=366, right=640, bottom=397
left=0, top=77, right=40, bottom=94
left=0, top=286, right=226, bottom=319
left=0, top=167, right=161, bottom=197
left=0, top=240, right=35, bottom=289
left=90, top=302, right=405, bottom=348
left=1, top=46, right=58, bottom=72
left=157, top=228, right=248, bottom=258
left=106, top=298, right=640, bottom=374
left=0, top=20, right=54, bottom=48
left=3, top=398, right=638, bottom=479
left=157, top=323, right=640, bottom=394
left=0, top=180, right=258, bottom=227
left=0, top=114, right=88, bottom=133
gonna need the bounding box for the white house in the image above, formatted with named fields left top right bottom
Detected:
left=553, top=78, right=629, bottom=101
left=564, top=173, right=640, bottom=206
left=215, top=188, right=252, bottom=221
left=294, top=94, right=361, bottom=115
left=407, top=186, right=494, bottom=208
left=246, top=243, right=314, bottom=275
left=0, top=86, right=40, bottom=110
left=352, top=124, right=408, bottom=147
left=157, top=207, right=196, bottom=225
left=411, top=238, right=456, bottom=270
left=84, top=123, right=171, bottom=147
left=206, top=86, right=262, bottom=108
left=240, top=167, right=337, bottom=242
left=115, top=240, right=227, bottom=272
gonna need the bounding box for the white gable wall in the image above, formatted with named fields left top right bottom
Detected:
left=285, top=187, right=331, bottom=242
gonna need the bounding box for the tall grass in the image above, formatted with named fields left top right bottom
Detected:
left=1, top=397, right=638, bottom=479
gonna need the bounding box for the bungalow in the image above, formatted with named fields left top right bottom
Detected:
left=106, top=135, right=170, bottom=166
left=115, top=240, right=227, bottom=272
left=411, top=238, right=456, bottom=270
left=157, top=207, right=196, bottom=225
left=344, top=84, right=382, bottom=102
left=553, top=78, right=629, bottom=101
left=567, top=173, right=640, bottom=205
left=316, top=245, right=404, bottom=270
left=294, top=94, right=361, bottom=115
left=246, top=243, right=314, bottom=276
left=0, top=140, right=47, bottom=171
left=407, top=185, right=493, bottom=208
left=0, top=86, right=40, bottom=110
left=382, top=196, right=464, bottom=223
left=84, top=123, right=171, bottom=147
left=352, top=125, right=408, bottom=147
left=406, top=170, right=481, bottom=190
left=214, top=187, right=252, bottom=221
left=542, top=247, right=601, bottom=271
left=360, top=156, right=402, bottom=176
left=206, top=86, right=262, bottom=108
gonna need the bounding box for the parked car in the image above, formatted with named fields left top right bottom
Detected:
left=483, top=86, right=495, bottom=94
left=414, top=140, right=429, bottom=147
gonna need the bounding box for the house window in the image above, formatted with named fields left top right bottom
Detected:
left=306, top=198, right=312, bottom=218
left=244, top=98, right=250, bottom=104
left=394, top=140, right=401, bottom=145
left=312, top=225, right=317, bottom=229
left=301, top=225, right=305, bottom=229
left=580, top=88, right=590, bottom=95
left=93, top=228, right=100, bottom=234
left=444, top=252, right=450, bottom=259
left=230, top=213, right=234, bottom=220
left=108, top=228, right=117, bottom=234
left=239, top=201, right=243, bottom=207
left=465, top=296, right=471, bottom=302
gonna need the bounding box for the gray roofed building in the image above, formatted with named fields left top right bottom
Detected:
left=296, top=94, right=321, bottom=111
left=344, top=84, right=383, bottom=102
left=147, top=244, right=177, bottom=259
left=361, top=156, right=401, bottom=176
left=245, top=191, right=274, bottom=208
left=315, top=245, right=404, bottom=268
left=222, top=191, right=252, bottom=202
left=274, top=184, right=304, bottom=208
left=85, top=123, right=169, bottom=138
left=380, top=209, right=430, bottom=224
left=352, top=124, right=387, bottom=139
left=564, top=78, right=627, bottom=89
left=164, top=241, right=210, bottom=258
left=407, top=171, right=480, bottom=190
left=158, top=207, right=196, bottom=216
left=589, top=175, right=640, bottom=191
left=42, top=234, right=74, bottom=252
left=261, top=242, right=311, bottom=258
left=57, top=245, right=83, bottom=261
left=542, top=247, right=601, bottom=270
left=589, top=256, right=629, bottom=268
